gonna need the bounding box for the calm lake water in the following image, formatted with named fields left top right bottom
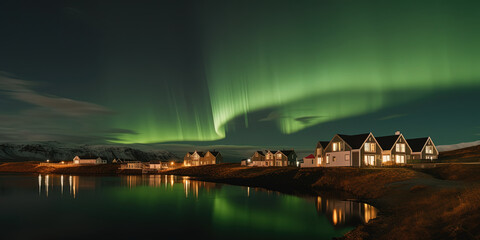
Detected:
left=0, top=174, right=377, bottom=240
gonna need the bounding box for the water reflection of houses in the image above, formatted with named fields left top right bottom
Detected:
left=314, top=196, right=378, bottom=227
left=121, top=175, right=221, bottom=198
left=37, top=174, right=96, bottom=198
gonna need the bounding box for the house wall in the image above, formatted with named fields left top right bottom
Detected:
left=325, top=136, right=352, bottom=167
left=325, top=151, right=351, bottom=167
left=300, top=158, right=316, bottom=168
left=315, top=146, right=324, bottom=167
left=352, top=151, right=360, bottom=167
left=204, top=152, right=216, bottom=165
left=390, top=136, right=412, bottom=165
left=421, top=138, right=439, bottom=160
left=359, top=135, right=382, bottom=167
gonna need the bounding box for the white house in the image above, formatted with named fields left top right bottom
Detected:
left=300, top=154, right=316, bottom=168
left=73, top=156, right=107, bottom=165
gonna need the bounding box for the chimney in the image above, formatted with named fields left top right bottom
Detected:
left=395, top=131, right=401, bottom=135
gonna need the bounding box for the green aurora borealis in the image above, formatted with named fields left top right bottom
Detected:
left=1, top=0, right=480, bottom=146
left=113, top=0, right=480, bottom=143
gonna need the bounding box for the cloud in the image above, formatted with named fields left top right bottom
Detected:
left=259, top=111, right=282, bottom=122
left=378, top=113, right=408, bottom=121
left=294, top=116, right=322, bottom=124
left=0, top=73, right=114, bottom=116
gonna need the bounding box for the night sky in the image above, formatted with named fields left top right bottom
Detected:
left=1, top=0, right=480, bottom=149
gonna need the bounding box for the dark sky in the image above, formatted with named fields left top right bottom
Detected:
left=1, top=0, right=480, bottom=149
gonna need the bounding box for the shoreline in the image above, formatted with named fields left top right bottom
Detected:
left=0, top=162, right=479, bottom=239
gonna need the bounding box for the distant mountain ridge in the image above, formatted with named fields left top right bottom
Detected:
left=0, top=142, right=179, bottom=162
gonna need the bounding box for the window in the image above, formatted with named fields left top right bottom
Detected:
left=276, top=161, right=281, bottom=166
left=265, top=162, right=269, bottom=166
left=333, top=143, right=338, bottom=151
left=326, top=155, right=330, bottom=164
left=311, top=160, right=314, bottom=164
left=364, top=155, right=375, bottom=166
left=365, top=143, right=375, bottom=152
left=317, top=157, right=322, bottom=165
left=396, top=143, right=406, bottom=153
left=395, top=155, right=405, bottom=164
left=345, top=154, right=350, bottom=161
left=333, top=156, right=336, bottom=162
left=382, top=155, right=390, bottom=162
left=426, top=146, right=433, bottom=154
left=277, top=153, right=282, bottom=159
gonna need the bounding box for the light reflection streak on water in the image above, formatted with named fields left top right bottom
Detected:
left=31, top=174, right=378, bottom=226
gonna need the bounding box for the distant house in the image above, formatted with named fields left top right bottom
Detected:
left=314, top=141, right=330, bottom=167
left=376, top=132, right=412, bottom=166
left=204, top=151, right=223, bottom=165
left=274, top=150, right=297, bottom=166
left=240, top=159, right=254, bottom=167
left=407, top=137, right=439, bottom=160
left=73, top=156, right=107, bottom=165
left=149, top=160, right=163, bottom=169
left=183, top=150, right=222, bottom=166
left=119, top=161, right=144, bottom=169
left=300, top=154, right=316, bottom=168
left=324, top=133, right=382, bottom=167
left=250, top=151, right=265, bottom=166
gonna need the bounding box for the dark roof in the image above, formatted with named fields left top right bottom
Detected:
left=256, top=151, right=265, bottom=156
left=279, top=150, right=296, bottom=156
left=407, top=137, right=429, bottom=152
left=337, top=133, right=371, bottom=149
left=188, top=152, right=194, bottom=155
left=150, top=160, right=162, bottom=164
left=376, top=135, right=400, bottom=150
left=77, top=155, right=103, bottom=159
left=196, top=151, right=205, bottom=157
left=318, top=141, right=330, bottom=148
left=209, top=151, right=220, bottom=156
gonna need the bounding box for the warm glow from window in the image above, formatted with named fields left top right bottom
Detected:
left=426, top=146, right=433, bottom=154
left=382, top=155, right=390, bottom=162
left=333, top=142, right=340, bottom=151
left=396, top=143, right=405, bottom=152
left=395, top=155, right=405, bottom=164
left=365, top=143, right=375, bottom=152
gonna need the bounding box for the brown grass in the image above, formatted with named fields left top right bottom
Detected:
left=420, top=164, right=480, bottom=181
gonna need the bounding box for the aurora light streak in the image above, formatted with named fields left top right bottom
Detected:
left=1, top=0, right=480, bottom=146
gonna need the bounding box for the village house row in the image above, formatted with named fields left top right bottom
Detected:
left=242, top=131, right=438, bottom=168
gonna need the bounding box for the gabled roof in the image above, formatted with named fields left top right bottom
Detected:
left=318, top=141, right=330, bottom=148
left=209, top=151, right=220, bottom=156
left=194, top=151, right=205, bottom=157
left=407, top=137, right=429, bottom=152
left=278, top=150, right=296, bottom=156
left=256, top=151, right=265, bottom=156
left=337, top=133, right=371, bottom=149
left=188, top=152, right=194, bottom=155
left=76, top=155, right=103, bottom=159
left=376, top=135, right=400, bottom=150
left=304, top=154, right=315, bottom=159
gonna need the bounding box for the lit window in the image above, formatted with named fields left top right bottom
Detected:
left=426, top=146, right=433, bottom=154
left=333, top=142, right=341, bottom=151
left=365, top=143, right=375, bottom=152
left=364, top=155, right=375, bottom=166
left=333, top=156, right=336, bottom=162
left=277, top=153, right=282, bottom=159
left=326, top=155, right=330, bottom=164
left=382, top=155, right=390, bottom=162
left=317, top=157, right=321, bottom=165
left=396, top=143, right=405, bottom=153
left=395, top=155, right=405, bottom=164
left=345, top=154, right=350, bottom=161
